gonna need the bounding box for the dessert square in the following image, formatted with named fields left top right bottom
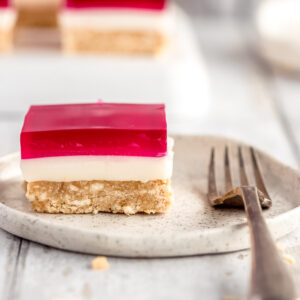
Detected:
left=0, top=0, right=17, bottom=52
left=21, top=102, right=174, bottom=215
left=59, top=0, right=174, bottom=55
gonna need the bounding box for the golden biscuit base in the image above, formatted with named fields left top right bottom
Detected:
left=60, top=29, right=165, bottom=55
left=25, top=179, right=172, bottom=215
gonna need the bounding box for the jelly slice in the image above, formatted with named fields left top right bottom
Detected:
left=21, top=103, right=167, bottom=159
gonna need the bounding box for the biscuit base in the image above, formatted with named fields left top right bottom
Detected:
left=25, top=180, right=172, bottom=215
left=61, top=28, right=165, bottom=55
left=0, top=27, right=14, bottom=52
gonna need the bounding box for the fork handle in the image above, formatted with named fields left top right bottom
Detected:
left=239, top=186, right=296, bottom=300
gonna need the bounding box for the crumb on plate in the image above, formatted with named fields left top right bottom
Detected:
left=91, top=256, right=109, bottom=270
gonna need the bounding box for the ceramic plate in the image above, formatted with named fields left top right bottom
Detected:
left=0, top=135, right=299, bottom=257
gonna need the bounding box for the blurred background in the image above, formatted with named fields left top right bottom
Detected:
left=1, top=0, right=300, bottom=170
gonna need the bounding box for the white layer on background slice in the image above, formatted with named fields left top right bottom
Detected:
left=59, top=4, right=175, bottom=33
left=0, top=8, right=17, bottom=29
left=21, top=138, right=174, bottom=182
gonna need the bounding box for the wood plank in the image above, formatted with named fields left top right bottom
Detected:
left=0, top=231, right=23, bottom=300
left=272, top=75, right=300, bottom=166
left=241, top=46, right=300, bottom=169
left=17, top=242, right=250, bottom=300
left=2, top=240, right=30, bottom=300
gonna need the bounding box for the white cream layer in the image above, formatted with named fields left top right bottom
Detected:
left=59, top=5, right=175, bottom=33
left=21, top=138, right=174, bottom=182
left=0, top=8, right=17, bottom=29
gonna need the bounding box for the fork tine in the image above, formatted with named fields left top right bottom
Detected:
left=208, top=148, right=218, bottom=202
left=224, top=146, right=233, bottom=192
left=250, top=147, right=271, bottom=199
left=238, top=146, right=249, bottom=186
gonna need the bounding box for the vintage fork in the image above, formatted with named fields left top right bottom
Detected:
left=208, top=146, right=296, bottom=300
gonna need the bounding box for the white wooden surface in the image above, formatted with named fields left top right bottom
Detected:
left=1, top=7, right=300, bottom=300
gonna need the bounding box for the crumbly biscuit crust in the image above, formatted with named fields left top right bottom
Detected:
left=26, top=179, right=172, bottom=215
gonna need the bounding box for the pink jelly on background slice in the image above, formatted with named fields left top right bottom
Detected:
left=0, top=0, right=9, bottom=8
left=21, top=103, right=167, bottom=159
left=65, top=0, right=166, bottom=10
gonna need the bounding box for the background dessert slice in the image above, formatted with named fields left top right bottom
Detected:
left=0, top=0, right=17, bottom=52
left=21, top=102, right=173, bottom=215
left=59, top=0, right=174, bottom=55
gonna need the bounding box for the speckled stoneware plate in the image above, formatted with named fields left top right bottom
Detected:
left=0, top=135, right=300, bottom=257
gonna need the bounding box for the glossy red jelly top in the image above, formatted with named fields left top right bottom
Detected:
left=0, top=0, right=8, bottom=8
left=65, top=0, right=166, bottom=10
left=21, top=102, right=167, bottom=159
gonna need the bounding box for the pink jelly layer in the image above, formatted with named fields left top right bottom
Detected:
left=0, top=0, right=8, bottom=8
left=65, top=0, right=166, bottom=10
left=21, top=103, right=167, bottom=159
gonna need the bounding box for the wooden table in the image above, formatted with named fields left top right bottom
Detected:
left=0, top=6, right=300, bottom=300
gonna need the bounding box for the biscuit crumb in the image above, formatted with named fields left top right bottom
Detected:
left=91, top=256, right=109, bottom=270
left=282, top=254, right=295, bottom=265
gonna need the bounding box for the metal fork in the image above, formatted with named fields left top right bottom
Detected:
left=208, top=146, right=296, bottom=300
